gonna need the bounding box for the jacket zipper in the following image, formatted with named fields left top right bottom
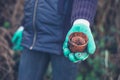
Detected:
left=29, top=0, right=39, bottom=50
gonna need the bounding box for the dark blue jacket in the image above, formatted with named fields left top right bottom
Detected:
left=22, top=0, right=98, bottom=55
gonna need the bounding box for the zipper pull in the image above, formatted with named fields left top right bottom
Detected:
left=29, top=46, right=33, bottom=50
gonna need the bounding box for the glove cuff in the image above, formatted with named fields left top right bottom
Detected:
left=73, top=19, right=90, bottom=27
left=18, top=26, right=24, bottom=31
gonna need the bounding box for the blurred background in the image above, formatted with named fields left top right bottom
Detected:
left=0, top=0, right=120, bottom=80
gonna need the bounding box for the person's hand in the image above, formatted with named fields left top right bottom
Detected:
left=63, top=20, right=96, bottom=63
left=11, top=26, right=24, bottom=51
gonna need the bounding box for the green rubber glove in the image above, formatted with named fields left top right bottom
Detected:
left=12, top=26, right=24, bottom=51
left=63, top=23, right=96, bottom=63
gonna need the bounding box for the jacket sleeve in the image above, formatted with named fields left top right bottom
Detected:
left=71, top=0, right=98, bottom=25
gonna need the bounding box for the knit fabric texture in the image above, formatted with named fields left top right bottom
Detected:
left=71, top=0, right=98, bottom=25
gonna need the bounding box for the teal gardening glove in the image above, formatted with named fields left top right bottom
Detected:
left=63, top=20, right=96, bottom=63
left=12, top=26, right=24, bottom=51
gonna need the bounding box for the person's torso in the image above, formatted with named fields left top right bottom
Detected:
left=22, top=0, right=72, bottom=54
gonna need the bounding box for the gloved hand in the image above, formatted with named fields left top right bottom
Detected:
left=12, top=26, right=24, bottom=51
left=63, top=20, right=96, bottom=63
